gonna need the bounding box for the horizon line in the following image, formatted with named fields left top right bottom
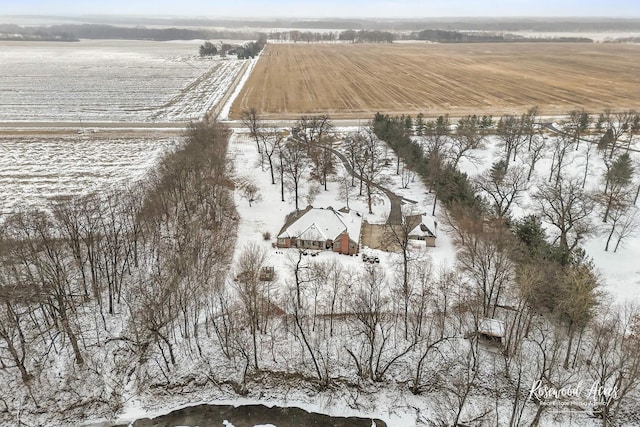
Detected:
left=2, top=14, right=640, bottom=21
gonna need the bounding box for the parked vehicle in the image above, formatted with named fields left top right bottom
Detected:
left=361, top=254, right=379, bottom=264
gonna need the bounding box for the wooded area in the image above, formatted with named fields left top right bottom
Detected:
left=0, top=121, right=238, bottom=423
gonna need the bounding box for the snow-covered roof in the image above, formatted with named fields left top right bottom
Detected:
left=408, top=214, right=437, bottom=238
left=298, top=223, right=329, bottom=241
left=479, top=318, right=505, bottom=338
left=336, top=208, right=363, bottom=244
left=278, top=207, right=362, bottom=243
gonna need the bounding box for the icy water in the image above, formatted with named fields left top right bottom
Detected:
left=117, top=404, right=387, bottom=427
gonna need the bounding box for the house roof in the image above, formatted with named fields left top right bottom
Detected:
left=407, top=214, right=437, bottom=238
left=479, top=318, right=505, bottom=338
left=278, top=207, right=362, bottom=243
left=337, top=208, right=363, bottom=243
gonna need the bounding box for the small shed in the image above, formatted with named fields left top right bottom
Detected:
left=478, top=318, right=505, bottom=344
left=259, top=266, right=275, bottom=282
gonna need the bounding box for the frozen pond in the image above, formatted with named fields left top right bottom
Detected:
left=111, top=404, right=387, bottom=427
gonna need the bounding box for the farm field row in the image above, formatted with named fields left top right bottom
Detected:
left=0, top=135, right=178, bottom=216
left=0, top=40, right=245, bottom=123
left=230, top=42, right=640, bottom=119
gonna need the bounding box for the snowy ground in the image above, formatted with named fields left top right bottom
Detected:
left=228, top=130, right=458, bottom=293
left=457, top=132, right=640, bottom=302
left=0, top=40, right=245, bottom=123
left=12, top=127, right=635, bottom=427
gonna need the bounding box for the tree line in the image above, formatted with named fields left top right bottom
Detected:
left=200, top=36, right=267, bottom=59
left=408, top=29, right=593, bottom=43
left=0, top=24, right=77, bottom=41
left=267, top=29, right=396, bottom=43
left=0, top=121, right=238, bottom=422
left=0, top=24, right=265, bottom=42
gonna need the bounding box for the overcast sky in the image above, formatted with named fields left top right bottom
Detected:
left=2, top=0, right=639, bottom=18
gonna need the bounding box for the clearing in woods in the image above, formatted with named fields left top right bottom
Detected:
left=230, top=42, right=640, bottom=119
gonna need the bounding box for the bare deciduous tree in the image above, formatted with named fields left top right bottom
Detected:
left=241, top=107, right=263, bottom=161
left=450, top=115, right=484, bottom=167
left=280, top=138, right=309, bottom=211
left=549, top=134, right=574, bottom=185
left=564, top=108, right=591, bottom=151
left=345, top=264, right=414, bottom=382
left=295, top=115, right=334, bottom=191
left=496, top=114, right=527, bottom=168
left=238, top=178, right=262, bottom=207
left=534, top=177, right=595, bottom=253
left=259, top=128, right=284, bottom=185
left=233, top=243, right=272, bottom=370
left=424, top=114, right=451, bottom=157
left=525, top=132, right=546, bottom=181
left=458, top=228, right=515, bottom=318
left=612, top=207, right=639, bottom=252
left=597, top=109, right=633, bottom=159
left=351, top=128, right=385, bottom=214
left=587, top=304, right=640, bottom=424
left=476, top=160, right=529, bottom=220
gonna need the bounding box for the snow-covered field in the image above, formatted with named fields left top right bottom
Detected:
left=0, top=40, right=245, bottom=123
left=0, top=135, right=178, bottom=215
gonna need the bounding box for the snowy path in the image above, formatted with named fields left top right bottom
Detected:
left=326, top=145, right=416, bottom=225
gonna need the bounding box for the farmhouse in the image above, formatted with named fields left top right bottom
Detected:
left=406, top=214, right=437, bottom=247
left=276, top=206, right=362, bottom=255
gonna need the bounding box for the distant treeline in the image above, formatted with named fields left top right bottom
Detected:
left=0, top=24, right=78, bottom=41
left=269, top=29, right=395, bottom=43
left=0, top=24, right=262, bottom=42
left=0, top=22, right=632, bottom=44
left=0, top=23, right=395, bottom=44
left=267, top=29, right=593, bottom=44
left=364, top=18, right=640, bottom=32
left=51, top=16, right=640, bottom=33
left=604, top=36, right=640, bottom=43
left=40, top=15, right=368, bottom=31
left=408, top=29, right=593, bottom=43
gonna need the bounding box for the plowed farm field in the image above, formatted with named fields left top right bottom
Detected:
left=230, top=42, right=640, bottom=119
left=0, top=40, right=245, bottom=123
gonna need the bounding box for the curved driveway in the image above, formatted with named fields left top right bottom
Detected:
left=325, top=145, right=415, bottom=225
